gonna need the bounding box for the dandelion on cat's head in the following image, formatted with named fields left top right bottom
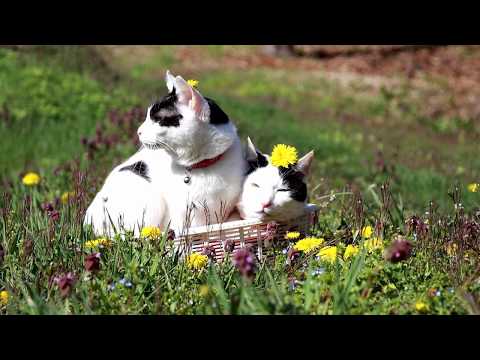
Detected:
left=270, top=144, right=298, bottom=168
left=187, top=252, right=208, bottom=271
left=187, top=79, right=199, bottom=88
left=293, top=237, right=324, bottom=254
left=22, top=172, right=41, bottom=186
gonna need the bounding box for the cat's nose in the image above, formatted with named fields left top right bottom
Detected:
left=262, top=202, right=272, bottom=209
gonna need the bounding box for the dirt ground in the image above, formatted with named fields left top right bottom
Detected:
left=173, top=45, right=480, bottom=123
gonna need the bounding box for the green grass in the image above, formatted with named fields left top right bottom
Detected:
left=1, top=46, right=479, bottom=315
left=0, top=48, right=139, bottom=177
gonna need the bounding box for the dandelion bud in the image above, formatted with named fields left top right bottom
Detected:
left=167, top=229, right=176, bottom=241
left=223, top=240, right=235, bottom=253
left=201, top=245, right=216, bottom=262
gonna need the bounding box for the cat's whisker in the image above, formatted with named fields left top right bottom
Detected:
left=153, top=139, right=177, bottom=155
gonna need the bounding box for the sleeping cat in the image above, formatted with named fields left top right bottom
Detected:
left=84, top=70, right=247, bottom=237
left=236, top=137, right=314, bottom=222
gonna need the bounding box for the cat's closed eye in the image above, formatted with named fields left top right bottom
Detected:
left=251, top=183, right=260, bottom=188
left=276, top=188, right=289, bottom=192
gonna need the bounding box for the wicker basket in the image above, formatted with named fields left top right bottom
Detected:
left=173, top=204, right=319, bottom=261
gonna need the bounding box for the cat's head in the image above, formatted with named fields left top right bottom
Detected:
left=137, top=70, right=236, bottom=166
left=237, top=137, right=314, bottom=222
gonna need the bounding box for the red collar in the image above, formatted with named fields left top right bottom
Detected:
left=187, top=152, right=225, bottom=170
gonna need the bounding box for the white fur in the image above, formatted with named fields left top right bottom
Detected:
left=237, top=139, right=314, bottom=222
left=84, top=71, right=247, bottom=237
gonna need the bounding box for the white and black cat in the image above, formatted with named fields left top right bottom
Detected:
left=84, top=71, right=247, bottom=236
left=237, top=137, right=314, bottom=222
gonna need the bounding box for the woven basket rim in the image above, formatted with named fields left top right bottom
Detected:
left=175, top=203, right=319, bottom=236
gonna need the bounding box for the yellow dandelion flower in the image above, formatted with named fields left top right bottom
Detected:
left=293, top=237, right=324, bottom=254
left=382, top=283, right=397, bottom=293
left=187, top=252, right=209, bottom=270
left=199, top=285, right=209, bottom=297
left=22, top=172, right=41, bottom=186
left=467, top=183, right=479, bottom=193
left=140, top=226, right=162, bottom=240
left=285, top=231, right=301, bottom=240
left=61, top=191, right=75, bottom=204
left=270, top=144, right=298, bottom=168
left=361, top=225, right=373, bottom=239
left=446, top=243, right=457, bottom=256
left=85, top=237, right=111, bottom=249
left=318, top=246, right=338, bottom=264
left=0, top=290, right=9, bottom=305
left=415, top=301, right=429, bottom=313
left=187, top=79, right=199, bottom=88
left=363, top=237, right=384, bottom=253
left=343, top=244, right=359, bottom=260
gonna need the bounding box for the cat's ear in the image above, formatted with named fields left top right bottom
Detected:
left=165, top=70, right=176, bottom=93
left=245, top=137, right=259, bottom=162
left=296, top=150, right=314, bottom=176
left=174, top=75, right=210, bottom=122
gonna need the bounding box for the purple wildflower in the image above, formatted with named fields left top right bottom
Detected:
left=406, top=215, right=428, bottom=239
left=202, top=245, right=217, bottom=262
left=54, top=272, right=76, bottom=298
left=41, top=202, right=60, bottom=221
left=233, top=247, right=257, bottom=279
left=223, top=240, right=235, bottom=254
left=84, top=253, right=101, bottom=273
left=265, top=221, right=279, bottom=241
left=384, top=237, right=413, bottom=263
left=167, top=229, right=176, bottom=242
left=286, top=246, right=301, bottom=266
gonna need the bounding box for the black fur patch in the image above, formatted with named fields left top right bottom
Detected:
left=279, top=166, right=307, bottom=202
left=150, top=89, right=182, bottom=127
left=246, top=151, right=269, bottom=175
left=205, top=97, right=230, bottom=125
left=119, top=161, right=151, bottom=182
